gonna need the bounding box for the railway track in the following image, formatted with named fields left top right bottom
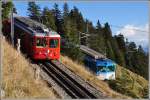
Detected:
left=39, top=60, right=98, bottom=99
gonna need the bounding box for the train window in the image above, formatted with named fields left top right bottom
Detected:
left=98, top=66, right=108, bottom=72
left=108, top=65, right=115, bottom=72
left=49, top=39, right=59, bottom=48
left=36, top=38, right=47, bottom=47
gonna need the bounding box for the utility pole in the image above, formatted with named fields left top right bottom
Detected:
left=79, top=31, right=81, bottom=46
left=78, top=32, right=90, bottom=47
left=86, top=21, right=88, bottom=33
left=86, top=21, right=88, bottom=46
left=0, top=2, right=3, bottom=90
left=78, top=22, right=90, bottom=47
left=11, top=7, right=14, bottom=46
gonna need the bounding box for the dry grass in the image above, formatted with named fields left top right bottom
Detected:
left=60, top=55, right=130, bottom=98
left=111, top=65, right=149, bottom=98
left=116, top=65, right=148, bottom=87
left=2, top=38, right=57, bottom=98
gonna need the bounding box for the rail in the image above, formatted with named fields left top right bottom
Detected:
left=40, top=61, right=98, bottom=99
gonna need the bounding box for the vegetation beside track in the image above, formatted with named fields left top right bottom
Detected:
left=60, top=55, right=148, bottom=98
left=108, top=65, right=148, bottom=98
left=2, top=38, right=57, bottom=98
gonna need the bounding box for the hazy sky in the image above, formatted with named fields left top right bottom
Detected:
left=13, top=1, right=149, bottom=49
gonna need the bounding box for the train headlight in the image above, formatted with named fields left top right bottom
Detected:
left=108, top=73, right=115, bottom=80
left=47, top=49, right=50, bottom=53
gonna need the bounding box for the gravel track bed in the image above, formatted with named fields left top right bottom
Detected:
left=31, top=63, right=71, bottom=99
left=52, top=60, right=108, bottom=98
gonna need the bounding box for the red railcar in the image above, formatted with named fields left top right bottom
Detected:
left=20, top=31, right=60, bottom=60
left=12, top=16, right=60, bottom=60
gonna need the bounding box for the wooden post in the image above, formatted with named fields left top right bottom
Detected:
left=1, top=89, right=5, bottom=98
left=2, top=35, right=5, bottom=40
left=79, top=32, right=80, bottom=47
left=86, top=22, right=88, bottom=46
left=11, top=8, right=14, bottom=46
left=17, top=39, right=21, bottom=53
left=35, top=67, right=40, bottom=83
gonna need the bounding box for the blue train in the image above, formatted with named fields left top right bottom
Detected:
left=84, top=55, right=116, bottom=80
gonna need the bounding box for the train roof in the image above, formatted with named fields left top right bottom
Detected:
left=80, top=45, right=106, bottom=59
left=36, top=31, right=60, bottom=37
left=14, top=16, right=60, bottom=37
left=14, top=16, right=46, bottom=32
left=95, top=59, right=116, bottom=67
left=84, top=55, right=115, bottom=67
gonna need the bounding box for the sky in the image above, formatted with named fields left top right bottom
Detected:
left=13, top=1, right=149, bottom=51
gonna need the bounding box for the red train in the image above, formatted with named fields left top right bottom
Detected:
left=3, top=16, right=60, bottom=60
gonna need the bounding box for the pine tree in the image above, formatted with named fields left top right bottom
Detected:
left=68, top=24, right=79, bottom=59
left=96, top=20, right=102, bottom=30
left=126, top=43, right=138, bottom=73
left=106, top=40, right=116, bottom=60
left=88, top=20, right=105, bottom=55
left=63, top=3, right=70, bottom=38
left=63, top=18, right=80, bottom=59
left=42, top=7, right=56, bottom=30
left=2, top=1, right=14, bottom=20
left=103, top=22, right=112, bottom=39
left=53, top=3, right=63, bottom=34
left=138, top=45, right=145, bottom=55
left=128, top=42, right=137, bottom=51
left=62, top=6, right=83, bottom=59
left=125, top=42, right=136, bottom=69
left=114, top=34, right=127, bottom=66
left=69, top=6, right=84, bottom=32
left=112, top=37, right=126, bottom=67
left=2, top=1, right=16, bottom=40
left=136, top=45, right=148, bottom=79
left=63, top=3, right=69, bottom=18
left=27, top=2, right=41, bottom=21
left=115, top=34, right=126, bottom=53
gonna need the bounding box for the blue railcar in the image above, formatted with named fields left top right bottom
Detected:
left=84, top=55, right=116, bottom=80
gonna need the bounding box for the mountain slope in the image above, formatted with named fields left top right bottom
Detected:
left=60, top=55, right=148, bottom=98
left=1, top=37, right=148, bottom=98
left=108, top=65, right=148, bottom=98
left=2, top=38, right=57, bottom=98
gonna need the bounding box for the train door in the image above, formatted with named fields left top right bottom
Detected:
left=29, top=36, right=35, bottom=56
left=48, top=37, right=60, bottom=59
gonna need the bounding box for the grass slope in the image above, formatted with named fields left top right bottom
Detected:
left=108, top=65, right=148, bottom=98
left=2, top=37, right=148, bottom=98
left=2, top=38, right=57, bottom=98
left=60, top=55, right=148, bottom=98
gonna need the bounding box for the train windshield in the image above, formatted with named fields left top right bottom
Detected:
left=98, top=66, right=108, bottom=72
left=98, top=65, right=115, bottom=72
left=49, top=39, right=59, bottom=48
left=107, top=65, right=115, bottom=72
left=36, top=38, right=47, bottom=47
